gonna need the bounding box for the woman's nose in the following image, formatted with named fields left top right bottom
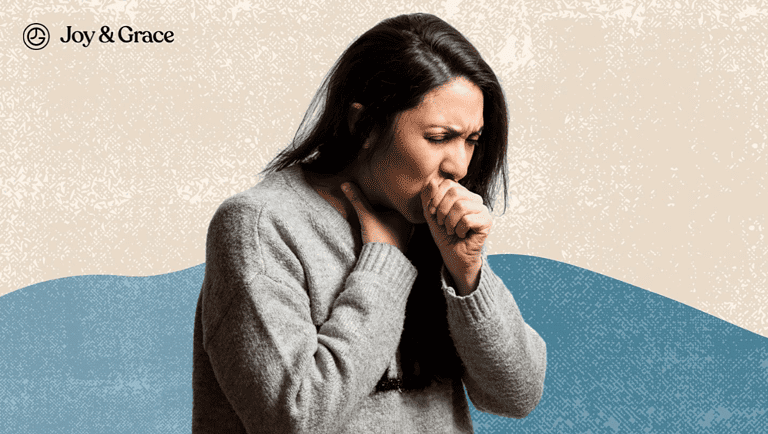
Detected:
left=440, top=140, right=472, bottom=181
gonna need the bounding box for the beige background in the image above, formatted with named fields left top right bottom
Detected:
left=2, top=1, right=766, bottom=336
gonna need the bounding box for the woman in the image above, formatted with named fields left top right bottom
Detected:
left=192, top=13, right=546, bottom=433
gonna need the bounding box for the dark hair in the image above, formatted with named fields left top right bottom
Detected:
left=266, top=12, right=509, bottom=211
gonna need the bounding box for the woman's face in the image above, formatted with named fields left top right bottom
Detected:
left=356, top=76, right=484, bottom=223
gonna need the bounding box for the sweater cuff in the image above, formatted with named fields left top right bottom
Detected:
left=442, top=259, right=506, bottom=325
left=355, top=242, right=417, bottom=299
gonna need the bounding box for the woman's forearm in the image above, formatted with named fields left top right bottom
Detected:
left=443, top=260, right=547, bottom=419
left=201, top=214, right=417, bottom=433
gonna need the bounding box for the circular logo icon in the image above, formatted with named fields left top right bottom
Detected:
left=24, top=23, right=50, bottom=50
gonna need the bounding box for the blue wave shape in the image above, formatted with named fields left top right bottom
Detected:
left=1, top=255, right=766, bottom=433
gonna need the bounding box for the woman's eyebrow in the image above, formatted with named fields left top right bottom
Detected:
left=426, top=125, right=484, bottom=135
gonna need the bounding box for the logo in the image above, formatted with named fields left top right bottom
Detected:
left=24, top=23, right=176, bottom=49
left=24, top=23, right=50, bottom=50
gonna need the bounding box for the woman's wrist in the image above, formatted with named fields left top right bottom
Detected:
left=447, top=260, right=482, bottom=296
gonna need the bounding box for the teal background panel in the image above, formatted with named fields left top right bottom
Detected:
left=1, top=254, right=766, bottom=433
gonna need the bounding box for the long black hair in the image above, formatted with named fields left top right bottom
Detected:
left=267, top=13, right=510, bottom=390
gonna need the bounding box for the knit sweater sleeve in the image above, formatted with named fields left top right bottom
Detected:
left=442, top=258, right=547, bottom=419
left=199, top=198, right=417, bottom=434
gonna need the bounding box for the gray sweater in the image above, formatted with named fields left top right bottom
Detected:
left=192, top=165, right=546, bottom=433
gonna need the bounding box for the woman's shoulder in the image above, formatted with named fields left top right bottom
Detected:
left=201, top=164, right=355, bottom=306
left=222, top=165, right=300, bottom=207
left=211, top=165, right=312, bottom=227
left=206, top=164, right=350, bottom=255
left=203, top=166, right=318, bottom=282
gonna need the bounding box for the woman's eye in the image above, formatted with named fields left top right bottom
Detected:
left=467, top=138, right=480, bottom=147
left=426, top=136, right=447, bottom=143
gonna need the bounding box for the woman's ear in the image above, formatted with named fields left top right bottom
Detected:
left=348, top=102, right=364, bottom=134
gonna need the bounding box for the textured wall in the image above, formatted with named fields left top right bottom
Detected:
left=2, top=1, right=766, bottom=336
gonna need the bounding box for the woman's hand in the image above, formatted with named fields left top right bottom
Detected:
left=342, top=182, right=413, bottom=253
left=421, top=178, right=492, bottom=295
